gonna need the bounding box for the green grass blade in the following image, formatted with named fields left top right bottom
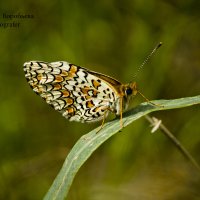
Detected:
left=44, top=95, right=200, bottom=200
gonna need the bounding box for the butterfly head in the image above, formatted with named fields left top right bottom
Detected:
left=124, top=82, right=138, bottom=97
left=118, top=82, right=138, bottom=111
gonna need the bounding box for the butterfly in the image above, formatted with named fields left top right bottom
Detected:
left=23, top=61, right=142, bottom=129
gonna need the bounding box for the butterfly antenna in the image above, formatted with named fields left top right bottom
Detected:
left=133, top=42, right=162, bottom=79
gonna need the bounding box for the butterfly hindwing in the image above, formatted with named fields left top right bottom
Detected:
left=24, top=61, right=120, bottom=122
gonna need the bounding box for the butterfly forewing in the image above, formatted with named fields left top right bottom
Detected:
left=24, top=61, right=121, bottom=123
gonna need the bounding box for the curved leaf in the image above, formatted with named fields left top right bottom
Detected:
left=44, top=95, right=200, bottom=200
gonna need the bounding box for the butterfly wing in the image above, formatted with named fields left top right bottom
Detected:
left=24, top=61, right=120, bottom=123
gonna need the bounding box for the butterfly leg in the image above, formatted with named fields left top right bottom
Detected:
left=97, top=98, right=124, bottom=133
left=96, top=113, right=106, bottom=134
left=137, top=90, right=163, bottom=107
left=120, top=97, right=124, bottom=129
left=96, top=107, right=112, bottom=134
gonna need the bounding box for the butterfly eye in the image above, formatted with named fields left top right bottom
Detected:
left=125, top=88, right=132, bottom=95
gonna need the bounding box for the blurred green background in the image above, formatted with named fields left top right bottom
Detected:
left=0, top=0, right=200, bottom=199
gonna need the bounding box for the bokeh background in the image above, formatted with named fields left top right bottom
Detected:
left=0, top=0, right=200, bottom=199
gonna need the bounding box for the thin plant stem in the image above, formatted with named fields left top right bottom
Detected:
left=145, top=115, right=200, bottom=172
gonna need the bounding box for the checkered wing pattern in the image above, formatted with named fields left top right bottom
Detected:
left=24, top=61, right=120, bottom=122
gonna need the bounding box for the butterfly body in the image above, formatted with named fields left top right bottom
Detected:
left=24, top=61, right=138, bottom=124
